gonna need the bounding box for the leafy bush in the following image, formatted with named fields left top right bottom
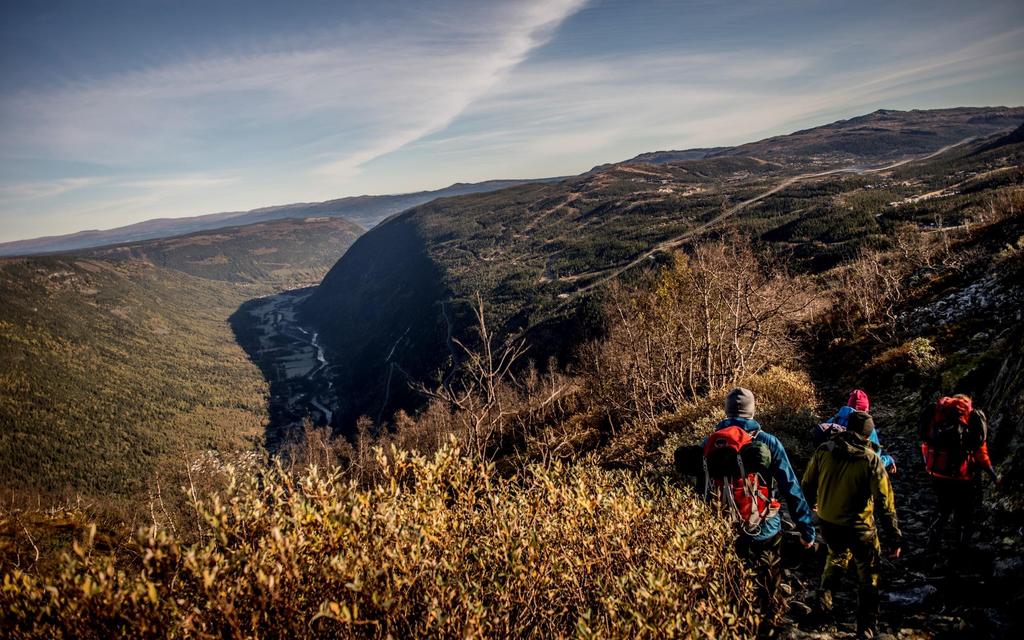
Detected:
left=867, top=337, right=944, bottom=387
left=604, top=365, right=820, bottom=471
left=906, top=337, right=944, bottom=373
left=1, top=443, right=756, bottom=639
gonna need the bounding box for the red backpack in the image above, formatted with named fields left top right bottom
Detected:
left=922, top=396, right=983, bottom=479
left=702, top=426, right=779, bottom=535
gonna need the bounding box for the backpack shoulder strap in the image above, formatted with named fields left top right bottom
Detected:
left=967, top=409, right=988, bottom=448
left=918, top=403, right=936, bottom=441
left=970, top=409, right=988, bottom=435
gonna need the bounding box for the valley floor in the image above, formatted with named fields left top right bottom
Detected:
left=232, top=288, right=339, bottom=443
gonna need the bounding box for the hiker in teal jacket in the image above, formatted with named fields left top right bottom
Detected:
left=712, top=388, right=817, bottom=544
left=711, top=388, right=816, bottom=634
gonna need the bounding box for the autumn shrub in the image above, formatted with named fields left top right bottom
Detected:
left=1, top=442, right=757, bottom=639
left=602, top=365, right=820, bottom=471
left=744, top=366, right=821, bottom=460
left=278, top=419, right=357, bottom=476
left=410, top=295, right=583, bottom=463
left=583, top=240, right=816, bottom=427
left=867, top=337, right=944, bottom=386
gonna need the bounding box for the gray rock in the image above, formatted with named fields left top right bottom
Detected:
left=992, top=556, right=1024, bottom=579
left=789, top=600, right=812, bottom=617
left=886, top=584, right=938, bottom=605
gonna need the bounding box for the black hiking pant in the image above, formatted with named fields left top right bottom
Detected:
left=736, top=531, right=784, bottom=632
left=928, top=477, right=980, bottom=548
left=817, top=520, right=881, bottom=634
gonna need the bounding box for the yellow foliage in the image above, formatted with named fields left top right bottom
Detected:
left=1, top=440, right=757, bottom=639
left=745, top=367, right=818, bottom=417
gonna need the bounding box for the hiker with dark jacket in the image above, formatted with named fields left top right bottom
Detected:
left=707, top=388, right=816, bottom=634
left=919, top=394, right=1002, bottom=549
left=803, top=411, right=901, bottom=639
left=814, top=389, right=896, bottom=474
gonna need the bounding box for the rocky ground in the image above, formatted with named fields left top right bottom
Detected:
left=776, top=393, right=1022, bottom=639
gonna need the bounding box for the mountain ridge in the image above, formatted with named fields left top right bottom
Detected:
left=619, top=106, right=1024, bottom=166
left=83, top=216, right=363, bottom=287
left=0, top=178, right=560, bottom=257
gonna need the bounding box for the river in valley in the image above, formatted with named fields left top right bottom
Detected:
left=232, top=288, right=338, bottom=439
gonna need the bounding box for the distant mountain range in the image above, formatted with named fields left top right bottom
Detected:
left=0, top=178, right=558, bottom=257
left=619, top=107, right=1024, bottom=165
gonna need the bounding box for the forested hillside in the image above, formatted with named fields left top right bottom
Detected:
left=302, top=107, right=1024, bottom=430
left=0, top=207, right=369, bottom=519
left=86, top=216, right=363, bottom=287
left=0, top=257, right=268, bottom=513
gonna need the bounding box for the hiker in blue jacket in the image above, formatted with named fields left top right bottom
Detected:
left=819, top=389, right=896, bottom=474
left=713, top=387, right=816, bottom=635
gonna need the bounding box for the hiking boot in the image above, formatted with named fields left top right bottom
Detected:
left=815, top=589, right=834, bottom=615
left=756, top=619, right=780, bottom=639
left=856, top=610, right=880, bottom=638
left=801, top=592, right=833, bottom=630
left=800, top=611, right=830, bottom=631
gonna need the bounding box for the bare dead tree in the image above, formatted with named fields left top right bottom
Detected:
left=583, top=238, right=817, bottom=424
left=419, top=293, right=529, bottom=460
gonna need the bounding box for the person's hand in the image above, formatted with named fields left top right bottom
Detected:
left=887, top=462, right=898, bottom=476
left=994, top=474, right=1004, bottom=490
left=887, top=545, right=902, bottom=560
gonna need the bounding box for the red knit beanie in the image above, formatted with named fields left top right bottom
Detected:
left=848, top=389, right=870, bottom=412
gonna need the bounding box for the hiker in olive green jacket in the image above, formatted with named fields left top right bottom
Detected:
left=802, top=411, right=902, bottom=639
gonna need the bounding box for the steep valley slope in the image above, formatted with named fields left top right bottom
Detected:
left=301, top=106, right=1024, bottom=431
left=0, top=257, right=267, bottom=512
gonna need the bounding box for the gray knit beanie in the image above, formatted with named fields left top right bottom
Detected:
left=847, top=411, right=875, bottom=438
left=725, top=387, right=756, bottom=419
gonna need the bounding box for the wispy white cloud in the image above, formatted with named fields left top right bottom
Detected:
left=117, top=175, right=238, bottom=191
left=309, top=0, right=589, bottom=178
left=412, top=24, right=1024, bottom=169
left=0, top=177, right=105, bottom=203
left=2, top=0, right=1023, bottom=243
left=0, top=173, right=236, bottom=203
left=0, top=0, right=588, bottom=240
left=0, top=0, right=587, bottom=174
left=0, top=172, right=239, bottom=240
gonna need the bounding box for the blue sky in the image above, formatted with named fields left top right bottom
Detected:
left=1, top=0, right=1022, bottom=242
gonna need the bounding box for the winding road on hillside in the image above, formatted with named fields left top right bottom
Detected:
left=559, top=137, right=977, bottom=299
